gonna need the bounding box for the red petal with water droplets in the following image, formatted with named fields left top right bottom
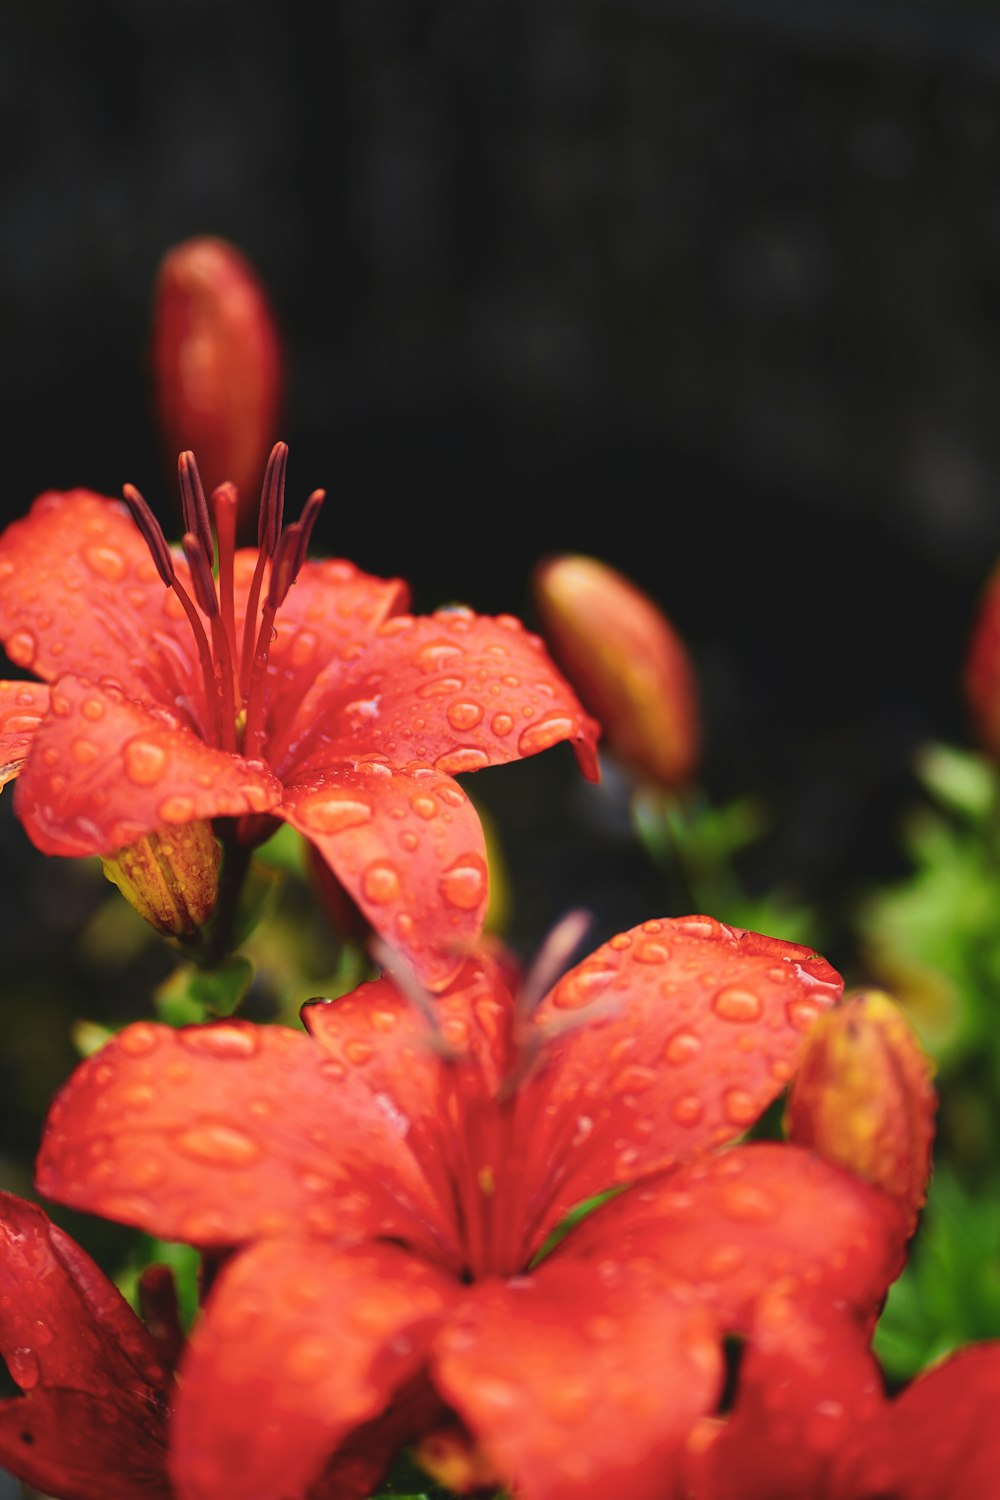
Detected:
left=0, top=1192, right=170, bottom=1500
left=432, top=1259, right=720, bottom=1500
left=0, top=679, right=48, bottom=787
left=14, top=675, right=281, bottom=856
left=564, top=1143, right=908, bottom=1332
left=828, top=1342, right=1000, bottom=1500
left=282, top=763, right=490, bottom=991
left=171, top=1238, right=457, bottom=1500
left=0, top=489, right=199, bottom=706
left=36, top=1018, right=452, bottom=1259
left=683, top=1295, right=886, bottom=1500
left=279, top=607, right=601, bottom=784
left=518, top=917, right=843, bottom=1249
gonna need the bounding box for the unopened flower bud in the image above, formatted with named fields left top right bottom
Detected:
left=102, top=821, right=221, bottom=940
left=532, top=554, right=699, bottom=789
left=786, top=990, right=936, bottom=1231
left=151, top=236, right=284, bottom=521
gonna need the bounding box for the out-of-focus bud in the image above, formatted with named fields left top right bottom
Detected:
left=102, top=821, right=221, bottom=940
left=151, top=236, right=284, bottom=522
left=786, top=990, right=936, bottom=1233
left=532, top=554, right=699, bottom=790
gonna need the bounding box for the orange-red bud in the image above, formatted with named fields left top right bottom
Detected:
left=102, top=821, right=221, bottom=939
left=532, top=554, right=699, bottom=789
left=785, top=990, right=936, bottom=1233
left=151, top=236, right=284, bottom=521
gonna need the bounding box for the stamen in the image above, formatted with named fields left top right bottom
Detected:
left=121, top=484, right=174, bottom=586
left=182, top=534, right=237, bottom=752
left=265, top=523, right=301, bottom=611
left=181, top=534, right=220, bottom=618
left=369, top=936, right=460, bottom=1058
left=178, top=452, right=214, bottom=567
left=240, top=442, right=288, bottom=698
left=212, top=482, right=239, bottom=670
left=291, top=489, right=325, bottom=577
left=516, top=908, right=592, bottom=1020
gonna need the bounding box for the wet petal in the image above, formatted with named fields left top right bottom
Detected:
left=14, top=675, right=281, bottom=856
left=828, top=1342, right=1000, bottom=1500
left=519, top=917, right=843, bottom=1248
left=282, top=763, right=490, bottom=991
left=432, top=1258, right=720, bottom=1500
left=0, top=679, right=48, bottom=787
left=36, top=1019, right=452, bottom=1260
left=684, top=1295, right=886, bottom=1500
left=564, top=1143, right=908, bottom=1334
left=278, top=607, right=600, bottom=783
left=0, top=1192, right=170, bottom=1499
left=0, top=489, right=198, bottom=706
left=171, top=1238, right=456, bottom=1500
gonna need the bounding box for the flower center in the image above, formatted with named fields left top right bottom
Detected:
left=122, top=444, right=324, bottom=758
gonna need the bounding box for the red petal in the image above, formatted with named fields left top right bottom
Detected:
left=564, top=1143, right=908, bottom=1333
left=0, top=679, right=47, bottom=787
left=432, top=1259, right=721, bottom=1500
left=37, top=1018, right=452, bottom=1258
left=684, top=1296, right=886, bottom=1500
left=170, top=1238, right=456, bottom=1500
left=829, top=1342, right=1000, bottom=1500
left=519, top=917, right=843, bottom=1248
left=0, top=1192, right=170, bottom=1499
left=14, top=675, right=280, bottom=855
left=0, top=489, right=199, bottom=705
left=282, top=763, right=489, bottom=991
left=278, top=607, right=601, bottom=783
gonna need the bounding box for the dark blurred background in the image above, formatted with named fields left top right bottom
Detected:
left=4, top=0, right=1000, bottom=1175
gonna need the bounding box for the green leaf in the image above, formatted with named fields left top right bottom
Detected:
left=154, top=954, right=254, bottom=1025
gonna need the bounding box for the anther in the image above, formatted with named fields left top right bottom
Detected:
left=257, top=441, right=288, bottom=556
left=178, top=452, right=214, bottom=567
left=121, top=484, right=175, bottom=586
left=181, top=534, right=220, bottom=617
left=291, top=489, right=325, bottom=578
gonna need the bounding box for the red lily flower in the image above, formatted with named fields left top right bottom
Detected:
left=37, top=915, right=912, bottom=1500
left=0, top=446, right=599, bottom=986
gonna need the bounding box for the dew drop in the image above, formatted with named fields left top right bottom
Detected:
left=703, top=1244, right=745, bottom=1279
left=712, top=986, right=763, bottom=1023
left=490, top=711, right=514, bottom=736
left=664, top=1028, right=703, bottom=1065
left=722, top=1182, right=778, bottom=1223
left=516, top=712, right=576, bottom=758
left=417, top=675, right=465, bottom=700
left=179, top=1025, right=259, bottom=1059
left=439, top=854, right=487, bottom=911
left=415, top=641, right=464, bottom=672
left=398, top=830, right=419, bottom=851
left=81, top=697, right=106, bottom=722
left=447, top=700, right=484, bottom=731
left=634, top=939, right=670, bottom=965
left=6, top=630, right=36, bottom=668
left=124, top=738, right=168, bottom=786
left=362, top=861, right=401, bottom=905
left=289, top=630, right=319, bottom=667
left=302, top=793, right=374, bottom=834
left=411, top=794, right=438, bottom=820
left=787, top=996, right=825, bottom=1033
left=118, top=1023, right=160, bottom=1057
left=551, top=962, right=618, bottom=1010
left=84, top=544, right=127, bottom=582
left=158, top=795, right=196, bottom=822
left=173, top=1122, right=262, bottom=1168
left=345, top=1039, right=374, bottom=1065
left=8, top=1347, right=39, bottom=1390
left=723, top=1088, right=759, bottom=1127
left=71, top=737, right=99, bottom=766
left=671, top=1093, right=705, bottom=1126
left=434, top=746, right=491, bottom=774
left=124, top=1084, right=156, bottom=1109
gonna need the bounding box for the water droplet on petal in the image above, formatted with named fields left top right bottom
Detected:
left=447, top=700, right=484, bottom=731
left=516, top=712, right=577, bottom=757
left=8, top=1347, right=39, bottom=1390
left=71, top=737, right=99, bottom=766
left=84, top=544, right=127, bottom=582
left=671, top=1093, right=705, bottom=1126
left=289, top=630, right=319, bottom=667
left=362, top=861, right=402, bottom=905
left=302, top=793, right=374, bottom=834
left=411, top=794, right=438, bottom=821
left=723, top=1088, right=759, bottom=1127
left=158, top=794, right=196, bottom=822
left=82, top=697, right=106, bottom=721
left=417, top=675, right=465, bottom=700
left=490, top=712, right=514, bottom=736
left=551, top=962, right=618, bottom=1010
left=634, top=939, right=670, bottom=964
left=787, top=996, right=824, bottom=1033
left=713, top=986, right=763, bottom=1023
left=439, top=854, right=487, bottom=910
left=703, top=1244, right=745, bottom=1279
left=416, top=640, right=464, bottom=672
left=124, top=1084, right=156, bottom=1109
left=173, top=1122, right=261, bottom=1168
left=179, top=1025, right=259, bottom=1059
left=722, top=1182, right=778, bottom=1223
left=118, top=1023, right=160, bottom=1057
left=124, top=738, right=168, bottom=786
left=6, top=630, right=36, bottom=668
left=31, top=1320, right=53, bottom=1348
left=434, top=746, right=491, bottom=774
left=664, top=1028, right=703, bottom=1065
left=345, top=1039, right=373, bottom=1065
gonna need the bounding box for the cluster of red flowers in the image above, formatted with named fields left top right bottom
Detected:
left=0, top=238, right=997, bottom=1500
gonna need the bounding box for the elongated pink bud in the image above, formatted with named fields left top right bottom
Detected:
left=151, top=237, right=284, bottom=525
left=533, top=554, right=700, bottom=789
